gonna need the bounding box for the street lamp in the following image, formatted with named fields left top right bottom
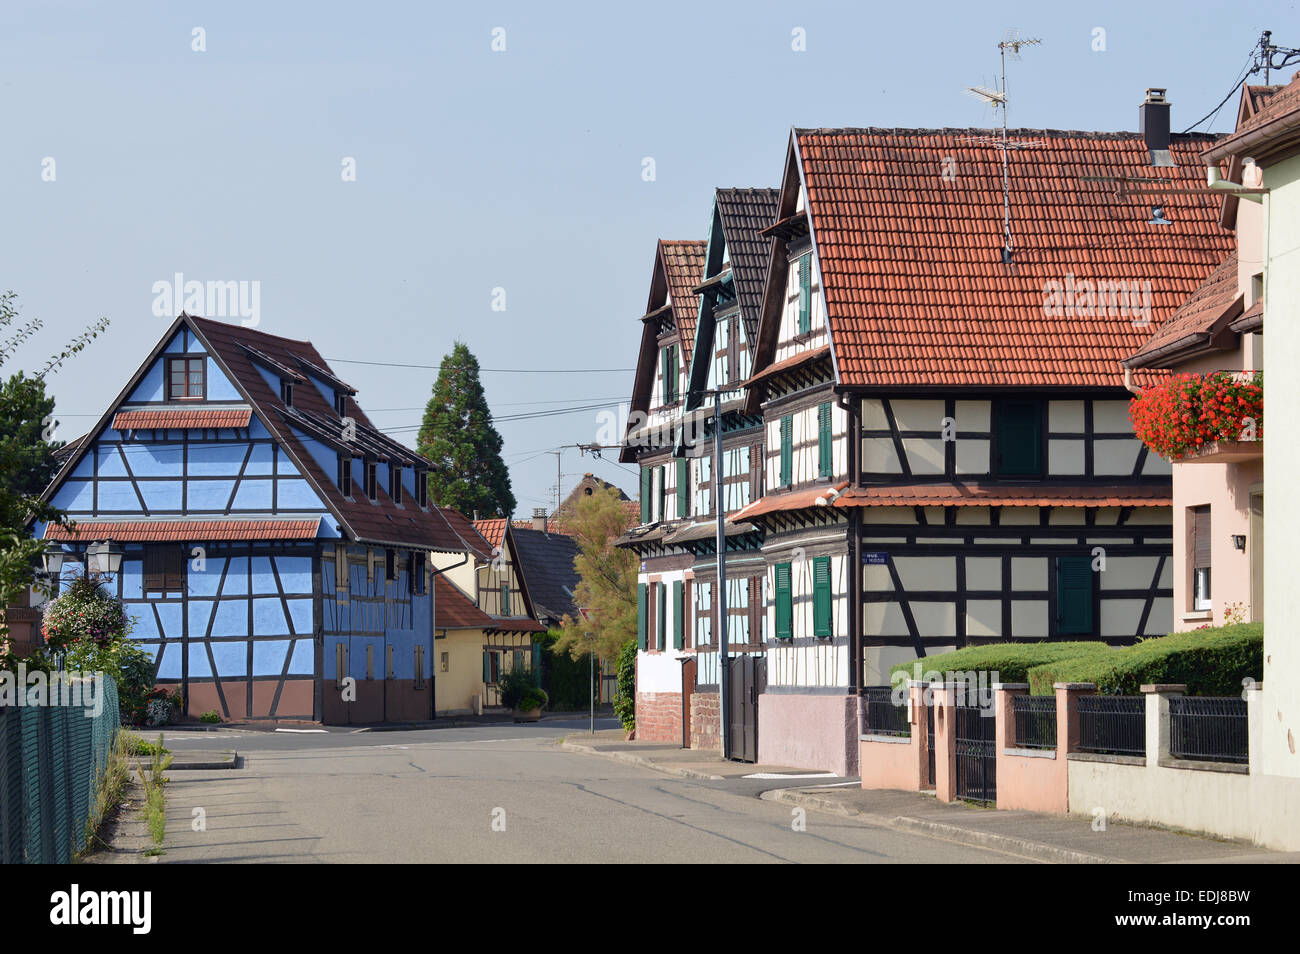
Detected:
left=86, top=540, right=124, bottom=576
left=41, top=543, right=65, bottom=576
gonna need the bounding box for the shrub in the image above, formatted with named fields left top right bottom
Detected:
left=888, top=641, right=1108, bottom=689
left=613, top=639, right=636, bottom=733
left=1026, top=623, right=1263, bottom=696
left=497, top=665, right=539, bottom=710
left=518, top=687, right=548, bottom=711
left=200, top=709, right=221, bottom=724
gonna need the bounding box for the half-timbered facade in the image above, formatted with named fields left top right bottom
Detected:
left=38, top=313, right=471, bottom=724
left=735, top=121, right=1236, bottom=774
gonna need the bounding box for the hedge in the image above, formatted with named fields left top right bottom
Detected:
left=886, top=642, right=1107, bottom=689
left=1026, top=623, right=1263, bottom=696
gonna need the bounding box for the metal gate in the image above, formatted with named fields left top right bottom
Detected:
left=725, top=655, right=765, bottom=762
left=954, top=703, right=996, bottom=804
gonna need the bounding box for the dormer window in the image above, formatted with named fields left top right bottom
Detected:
left=415, top=470, right=428, bottom=508
left=337, top=453, right=353, bottom=497
left=168, top=357, right=205, bottom=401
left=390, top=463, right=403, bottom=503
left=335, top=391, right=347, bottom=416
left=280, top=379, right=294, bottom=407
left=364, top=459, right=378, bottom=501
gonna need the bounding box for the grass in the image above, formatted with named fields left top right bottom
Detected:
left=134, top=733, right=172, bottom=855
left=120, top=731, right=169, bottom=757
left=76, top=731, right=134, bottom=860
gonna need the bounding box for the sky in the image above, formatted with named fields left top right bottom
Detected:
left=3, top=0, right=1297, bottom=517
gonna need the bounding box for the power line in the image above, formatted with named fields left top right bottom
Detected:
left=327, top=357, right=634, bottom=373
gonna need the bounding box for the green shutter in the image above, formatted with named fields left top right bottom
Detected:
left=640, top=467, right=651, bottom=523
left=813, top=556, right=832, bottom=637
left=482, top=651, right=491, bottom=684
left=676, top=458, right=688, bottom=518
left=775, top=562, right=793, bottom=639
left=637, top=583, right=648, bottom=650
left=797, top=256, right=811, bottom=334
left=780, top=416, right=793, bottom=486
left=672, top=580, right=684, bottom=650
left=531, top=641, right=541, bottom=674
left=818, top=402, right=832, bottom=477
left=502, top=583, right=511, bottom=616
left=1057, top=556, right=1095, bottom=635
left=996, top=401, right=1042, bottom=475
left=657, top=584, right=667, bottom=651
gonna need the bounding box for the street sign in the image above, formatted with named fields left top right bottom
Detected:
left=863, top=551, right=888, bottom=565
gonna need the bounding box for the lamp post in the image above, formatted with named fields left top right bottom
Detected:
left=85, top=540, right=124, bottom=577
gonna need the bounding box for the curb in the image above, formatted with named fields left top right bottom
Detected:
left=167, top=750, right=239, bottom=770
left=763, top=788, right=1116, bottom=864
left=559, top=741, right=723, bottom=780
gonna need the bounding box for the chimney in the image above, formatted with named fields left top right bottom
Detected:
left=532, top=507, right=548, bottom=533
left=1140, top=88, right=1175, bottom=167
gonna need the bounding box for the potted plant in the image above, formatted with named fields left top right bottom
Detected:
left=497, top=666, right=546, bottom=722
left=514, top=686, right=548, bottom=723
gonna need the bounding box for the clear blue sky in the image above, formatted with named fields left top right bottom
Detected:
left=3, top=1, right=1295, bottom=516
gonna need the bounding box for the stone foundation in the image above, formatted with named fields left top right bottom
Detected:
left=690, top=690, right=720, bottom=752
left=634, top=690, right=683, bottom=743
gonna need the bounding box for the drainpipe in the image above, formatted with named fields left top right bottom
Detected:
left=1122, top=367, right=1142, bottom=396
left=837, top=390, right=862, bottom=698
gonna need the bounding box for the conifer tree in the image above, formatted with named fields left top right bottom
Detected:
left=416, top=342, right=516, bottom=518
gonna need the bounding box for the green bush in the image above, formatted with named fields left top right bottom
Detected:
left=199, top=709, right=221, bottom=724
left=518, top=687, right=549, bottom=711
left=613, top=640, right=636, bottom=733
left=535, top=630, right=596, bottom=710
left=888, top=641, right=1107, bottom=689
left=497, top=665, right=540, bottom=710
left=1026, top=623, right=1263, bottom=696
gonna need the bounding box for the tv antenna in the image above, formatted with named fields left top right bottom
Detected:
left=964, top=29, right=1042, bottom=263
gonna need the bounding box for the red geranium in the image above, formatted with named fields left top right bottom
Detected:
left=1130, top=371, right=1262, bottom=459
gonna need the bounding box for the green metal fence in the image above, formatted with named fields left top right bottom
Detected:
left=0, top=675, right=119, bottom=863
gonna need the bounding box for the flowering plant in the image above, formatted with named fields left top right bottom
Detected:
left=41, top=574, right=128, bottom=652
left=1130, top=371, right=1262, bottom=459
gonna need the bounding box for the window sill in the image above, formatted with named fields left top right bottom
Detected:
left=1181, top=611, right=1213, bottom=623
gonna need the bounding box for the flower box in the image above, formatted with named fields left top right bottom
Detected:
left=1130, top=371, right=1262, bottom=462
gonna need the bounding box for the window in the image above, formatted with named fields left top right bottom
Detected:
left=335, top=391, right=348, bottom=416
left=813, top=556, right=832, bottom=637
left=995, top=401, right=1042, bottom=476
left=774, top=563, right=793, bottom=639
left=409, top=551, right=425, bottom=595
left=1191, top=506, right=1212, bottom=611
left=637, top=583, right=648, bottom=650
left=661, top=345, right=679, bottom=404
left=817, top=402, right=833, bottom=477
left=695, top=456, right=711, bottom=517
left=364, top=459, right=378, bottom=501
left=415, top=470, right=428, bottom=508
left=143, top=544, right=185, bottom=594
left=694, top=581, right=712, bottom=647
left=338, top=454, right=353, bottom=496
left=390, top=463, right=403, bottom=503
left=384, top=549, right=397, bottom=583
left=676, top=458, right=689, bottom=519
left=1057, top=555, right=1095, bottom=635
left=482, top=650, right=500, bottom=685
left=440, top=651, right=450, bottom=674
left=657, top=466, right=666, bottom=522
left=280, top=379, right=294, bottom=406
left=797, top=255, right=812, bottom=334
left=167, top=357, right=205, bottom=400
left=779, top=415, right=793, bottom=487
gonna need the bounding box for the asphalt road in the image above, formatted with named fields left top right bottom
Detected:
left=151, top=720, right=1022, bottom=863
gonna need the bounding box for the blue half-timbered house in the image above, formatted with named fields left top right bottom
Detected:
left=37, top=313, right=469, bottom=723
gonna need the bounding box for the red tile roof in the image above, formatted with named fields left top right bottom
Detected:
left=439, top=508, right=493, bottom=560
left=660, top=240, right=706, bottom=366
left=484, top=618, right=546, bottom=633
left=791, top=128, right=1234, bottom=388
left=730, top=482, right=849, bottom=521
left=434, top=576, right=495, bottom=629
left=745, top=345, right=830, bottom=386
left=44, top=518, right=321, bottom=542
left=112, top=407, right=253, bottom=430
left=834, top=484, right=1171, bottom=508
left=474, top=518, right=508, bottom=550
left=1126, top=252, right=1242, bottom=368
left=1205, top=74, right=1300, bottom=163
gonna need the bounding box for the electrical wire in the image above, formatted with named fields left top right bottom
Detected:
left=1182, top=53, right=1259, bottom=133
left=327, top=357, right=634, bottom=373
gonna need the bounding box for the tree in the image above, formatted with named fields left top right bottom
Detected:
left=552, top=485, right=638, bottom=663
left=416, top=342, right=516, bottom=518
left=0, top=291, right=109, bottom=648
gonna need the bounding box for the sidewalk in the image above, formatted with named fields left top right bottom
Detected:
left=559, top=732, right=1298, bottom=864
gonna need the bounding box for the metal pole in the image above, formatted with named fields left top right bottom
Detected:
left=714, top=389, right=729, bottom=759
left=588, top=635, right=594, bottom=734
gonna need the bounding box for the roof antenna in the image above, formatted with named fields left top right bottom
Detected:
left=964, top=29, right=1043, bottom=264
left=1254, top=30, right=1300, bottom=84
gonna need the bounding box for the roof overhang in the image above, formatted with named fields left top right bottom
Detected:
left=44, top=517, right=323, bottom=543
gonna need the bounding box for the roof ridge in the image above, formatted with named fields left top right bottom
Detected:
left=793, top=126, right=1223, bottom=141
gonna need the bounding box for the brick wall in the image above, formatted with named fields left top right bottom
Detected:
left=635, top=691, right=683, bottom=743
left=691, top=691, right=720, bottom=752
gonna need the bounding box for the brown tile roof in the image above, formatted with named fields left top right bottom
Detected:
left=716, top=188, right=780, bottom=345
left=730, top=482, right=849, bottom=521
left=1206, top=74, right=1300, bottom=161
left=474, top=518, right=508, bottom=549
left=439, top=508, right=493, bottom=560
left=1231, top=297, right=1263, bottom=333
left=834, top=484, right=1171, bottom=508
left=433, top=575, right=494, bottom=629
left=111, top=407, right=253, bottom=430
left=44, top=518, right=321, bottom=542
left=189, top=316, right=466, bottom=552
left=484, top=618, right=547, bottom=633
left=660, top=240, right=706, bottom=366
left=791, top=128, right=1234, bottom=388
left=1125, top=252, right=1242, bottom=368
left=745, top=344, right=830, bottom=386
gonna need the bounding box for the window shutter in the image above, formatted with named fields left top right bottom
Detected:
left=780, top=416, right=793, bottom=487
left=676, top=458, right=688, bottom=518
left=749, top=576, right=762, bottom=641
left=775, top=562, right=793, bottom=639
left=1057, top=556, right=1095, bottom=635
left=482, top=651, right=491, bottom=684
left=502, top=582, right=511, bottom=616
left=995, top=402, right=1042, bottom=475
left=672, top=580, right=684, bottom=650
left=1192, top=507, right=1212, bottom=569
left=670, top=346, right=679, bottom=402
left=749, top=443, right=763, bottom=499
left=637, top=583, right=648, bottom=650
left=813, top=556, right=832, bottom=636
left=640, top=468, right=651, bottom=523
left=818, top=402, right=833, bottom=477
left=683, top=579, right=693, bottom=650
left=797, top=256, right=811, bottom=334
left=657, top=583, right=667, bottom=651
